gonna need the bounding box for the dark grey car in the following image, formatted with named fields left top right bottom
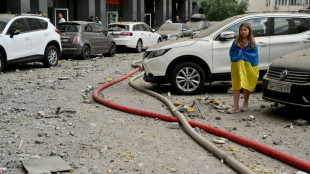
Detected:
left=59, top=21, right=116, bottom=59
left=156, top=23, right=193, bottom=41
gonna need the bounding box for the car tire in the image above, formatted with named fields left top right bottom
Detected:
left=80, top=45, right=91, bottom=60
left=106, top=42, right=116, bottom=57
left=43, top=45, right=59, bottom=67
left=135, top=40, right=143, bottom=53
left=157, top=38, right=162, bottom=43
left=0, top=53, right=3, bottom=72
left=171, top=62, right=206, bottom=95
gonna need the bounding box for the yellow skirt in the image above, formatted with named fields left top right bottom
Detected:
left=231, top=61, right=259, bottom=92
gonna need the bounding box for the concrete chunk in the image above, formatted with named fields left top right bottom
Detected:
left=22, top=156, right=73, bottom=174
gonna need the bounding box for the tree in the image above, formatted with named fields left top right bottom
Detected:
left=199, top=0, right=249, bottom=21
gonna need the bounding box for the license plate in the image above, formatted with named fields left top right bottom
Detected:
left=61, top=39, right=68, bottom=42
left=268, top=82, right=291, bottom=93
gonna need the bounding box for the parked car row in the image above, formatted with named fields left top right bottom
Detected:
left=0, top=14, right=61, bottom=72
left=0, top=13, right=170, bottom=71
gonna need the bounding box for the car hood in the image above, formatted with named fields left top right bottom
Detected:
left=147, top=38, right=198, bottom=51
left=156, top=31, right=179, bottom=36
left=270, top=48, right=310, bottom=73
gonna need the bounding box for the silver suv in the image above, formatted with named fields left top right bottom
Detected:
left=0, top=14, right=62, bottom=72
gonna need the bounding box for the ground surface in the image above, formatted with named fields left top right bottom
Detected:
left=0, top=53, right=309, bottom=174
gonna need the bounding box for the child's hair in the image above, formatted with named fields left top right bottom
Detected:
left=236, top=22, right=255, bottom=49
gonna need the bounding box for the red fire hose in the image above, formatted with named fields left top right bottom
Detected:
left=93, top=67, right=310, bottom=173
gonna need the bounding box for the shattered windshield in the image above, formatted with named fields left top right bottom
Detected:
left=157, top=24, right=181, bottom=31
left=108, top=24, right=129, bottom=31
left=195, top=15, right=241, bottom=38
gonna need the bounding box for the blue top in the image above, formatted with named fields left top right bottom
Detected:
left=229, top=40, right=259, bottom=66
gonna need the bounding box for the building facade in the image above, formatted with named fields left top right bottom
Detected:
left=0, top=0, right=199, bottom=28
left=248, top=0, right=310, bottom=13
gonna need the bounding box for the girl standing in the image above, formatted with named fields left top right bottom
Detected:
left=227, top=22, right=259, bottom=113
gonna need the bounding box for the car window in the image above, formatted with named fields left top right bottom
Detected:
left=90, top=23, right=103, bottom=32
left=6, top=18, right=27, bottom=34
left=38, top=19, right=48, bottom=29
left=274, top=17, right=309, bottom=35
left=144, top=24, right=152, bottom=32
left=224, top=17, right=268, bottom=37
left=133, top=25, right=140, bottom=31
left=27, top=18, right=43, bottom=31
left=158, top=24, right=181, bottom=31
left=139, top=24, right=147, bottom=31
left=108, top=24, right=129, bottom=31
left=58, top=24, right=80, bottom=32
left=85, top=25, right=92, bottom=32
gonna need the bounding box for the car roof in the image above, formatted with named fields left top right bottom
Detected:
left=59, top=21, right=97, bottom=25
left=109, top=22, right=146, bottom=25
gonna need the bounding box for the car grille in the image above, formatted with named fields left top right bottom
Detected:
left=267, top=68, right=310, bottom=83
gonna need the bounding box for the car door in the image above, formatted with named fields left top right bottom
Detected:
left=5, top=18, right=31, bottom=61
left=26, top=18, right=47, bottom=56
left=142, top=24, right=157, bottom=47
left=137, top=24, right=149, bottom=48
left=212, top=17, right=270, bottom=74
left=84, top=24, right=94, bottom=53
left=90, top=23, right=108, bottom=54
left=269, top=17, right=310, bottom=63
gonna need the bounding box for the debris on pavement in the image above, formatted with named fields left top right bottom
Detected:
left=22, top=156, right=73, bottom=174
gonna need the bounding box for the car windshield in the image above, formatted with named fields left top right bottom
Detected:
left=195, top=15, right=242, bottom=38
left=108, top=24, right=129, bottom=31
left=157, top=24, right=181, bottom=31
left=58, top=23, right=80, bottom=32
left=186, top=21, right=204, bottom=30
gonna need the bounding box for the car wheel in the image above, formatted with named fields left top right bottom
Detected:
left=80, top=45, right=91, bottom=60
left=106, top=42, right=116, bottom=57
left=43, top=45, right=59, bottom=67
left=0, top=53, right=3, bottom=72
left=171, top=62, right=206, bottom=95
left=135, top=40, right=143, bottom=53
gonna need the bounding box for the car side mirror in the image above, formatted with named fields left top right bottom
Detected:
left=182, top=28, right=187, bottom=31
left=10, top=29, right=20, bottom=38
left=151, top=29, right=156, bottom=32
left=219, top=31, right=235, bottom=40
left=103, top=30, right=108, bottom=36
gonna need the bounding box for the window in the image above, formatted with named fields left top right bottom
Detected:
left=274, top=18, right=309, bottom=35
left=90, top=23, right=103, bottom=32
left=138, top=24, right=145, bottom=31
left=143, top=24, right=152, bottom=32
left=7, top=18, right=27, bottom=34
left=225, top=18, right=268, bottom=37
left=27, top=18, right=43, bottom=31
left=85, top=25, right=92, bottom=32
left=133, top=25, right=140, bottom=31
left=39, top=19, right=48, bottom=29
left=266, top=0, right=270, bottom=6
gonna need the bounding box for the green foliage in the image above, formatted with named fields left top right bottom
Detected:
left=199, top=0, right=249, bottom=21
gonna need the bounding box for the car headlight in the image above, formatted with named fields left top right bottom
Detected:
left=147, top=48, right=171, bottom=59
left=167, top=34, right=179, bottom=40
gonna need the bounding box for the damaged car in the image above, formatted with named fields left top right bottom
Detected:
left=262, top=48, right=310, bottom=107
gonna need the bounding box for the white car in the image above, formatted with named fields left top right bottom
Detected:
left=0, top=14, right=62, bottom=72
left=108, top=22, right=161, bottom=53
left=142, top=13, right=310, bottom=94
